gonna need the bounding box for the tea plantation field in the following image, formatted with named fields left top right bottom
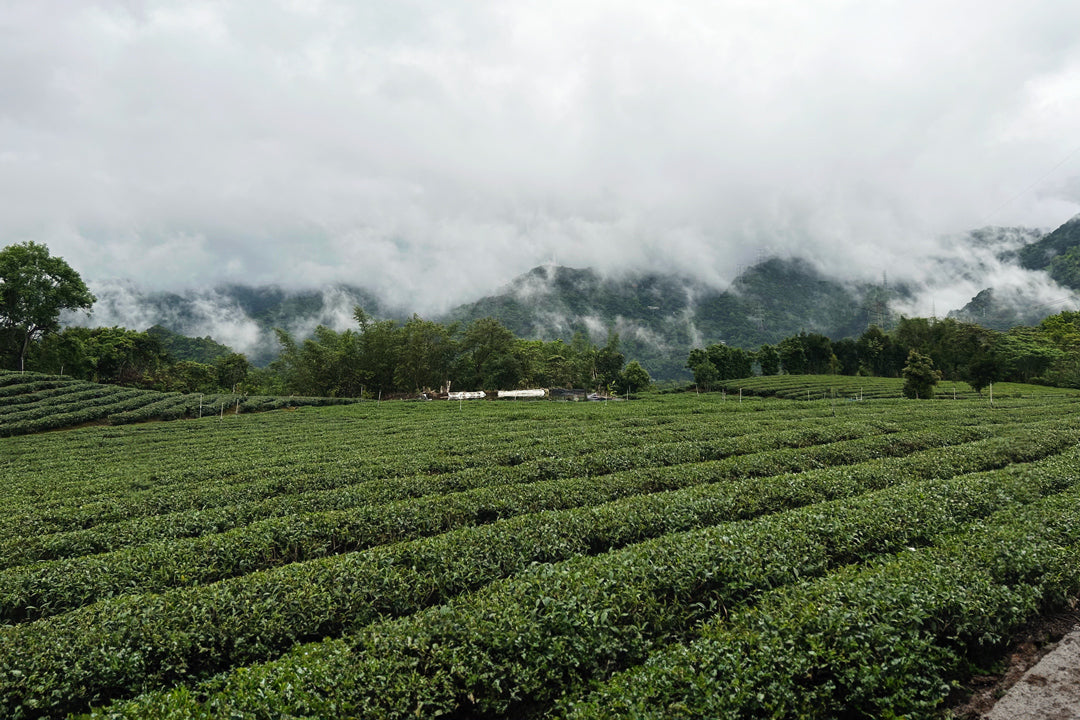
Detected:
left=716, top=373, right=1080, bottom=401
left=0, top=370, right=357, bottom=437
left=1, top=385, right=1079, bottom=718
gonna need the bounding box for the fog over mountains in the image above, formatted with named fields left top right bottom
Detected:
left=67, top=215, right=1080, bottom=377
left=6, top=3, right=1080, bottom=331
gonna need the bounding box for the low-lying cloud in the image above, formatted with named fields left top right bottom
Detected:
left=67, top=280, right=380, bottom=362
left=3, top=1, right=1080, bottom=315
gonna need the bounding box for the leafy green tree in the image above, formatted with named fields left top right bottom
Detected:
left=353, top=308, right=404, bottom=394
left=830, top=338, right=859, bottom=375
left=995, top=329, right=1061, bottom=383
left=271, top=328, right=316, bottom=395
left=756, top=343, right=780, bottom=376
left=704, top=344, right=729, bottom=379
left=160, top=360, right=219, bottom=394
left=594, top=333, right=626, bottom=389
left=31, top=328, right=89, bottom=377
left=1037, top=311, right=1080, bottom=387
left=84, top=327, right=169, bottom=385
left=565, top=331, right=598, bottom=388
left=32, top=325, right=168, bottom=386
left=963, top=353, right=1000, bottom=394
left=146, top=325, right=233, bottom=364
left=317, top=326, right=367, bottom=397
left=901, top=349, right=941, bottom=399
left=686, top=348, right=717, bottom=390
left=214, top=353, right=251, bottom=392
left=539, top=339, right=578, bottom=388
left=930, top=320, right=998, bottom=380
left=892, top=317, right=934, bottom=355
left=693, top=360, right=718, bottom=390
left=856, top=326, right=884, bottom=375
left=483, top=351, right=524, bottom=390
left=1040, top=311, right=1080, bottom=346
left=513, top=339, right=547, bottom=388
left=244, top=365, right=287, bottom=395
left=617, top=360, right=651, bottom=394
left=800, top=332, right=834, bottom=374
left=458, top=317, right=521, bottom=390
left=395, top=315, right=456, bottom=391
left=0, top=242, right=95, bottom=371
left=705, top=343, right=752, bottom=380
left=271, top=326, right=366, bottom=397
left=777, top=335, right=807, bottom=374
left=730, top=347, right=752, bottom=378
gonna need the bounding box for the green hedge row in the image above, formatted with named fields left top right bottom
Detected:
left=0, top=384, right=116, bottom=412
left=0, top=378, right=74, bottom=395
left=0, top=416, right=903, bottom=545
left=561, top=487, right=1080, bottom=719
left=0, top=388, right=151, bottom=424
left=77, top=447, right=1080, bottom=720
left=0, top=395, right=1049, bottom=512
left=0, top=420, right=593, bottom=535
left=721, top=375, right=1080, bottom=402
left=0, top=424, right=1012, bottom=620
left=107, top=394, right=190, bottom=425
left=0, top=414, right=593, bottom=512
left=0, top=392, right=166, bottom=437
left=0, top=373, right=363, bottom=437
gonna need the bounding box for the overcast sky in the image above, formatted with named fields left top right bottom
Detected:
left=3, top=1, right=1080, bottom=312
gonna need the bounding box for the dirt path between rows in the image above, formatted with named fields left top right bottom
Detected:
left=952, top=604, right=1080, bottom=719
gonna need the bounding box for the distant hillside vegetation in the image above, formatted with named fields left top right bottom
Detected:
left=445, top=260, right=893, bottom=380
left=1017, top=213, right=1080, bottom=291
left=146, top=325, right=234, bottom=364
left=947, top=216, right=1080, bottom=330
left=80, top=284, right=389, bottom=366
left=947, top=287, right=1057, bottom=331
left=66, top=216, right=1080, bottom=381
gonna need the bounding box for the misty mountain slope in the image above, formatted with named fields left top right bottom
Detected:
left=71, top=283, right=390, bottom=366
left=443, top=265, right=714, bottom=379
left=446, top=265, right=699, bottom=338
left=1017, top=214, right=1080, bottom=290
left=946, top=288, right=1054, bottom=331
left=709, top=258, right=893, bottom=345
left=61, top=219, right=1080, bottom=380
left=444, top=261, right=885, bottom=379
left=217, top=285, right=384, bottom=327
left=945, top=220, right=1080, bottom=330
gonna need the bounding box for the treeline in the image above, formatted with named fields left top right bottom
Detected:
left=22, top=325, right=253, bottom=394
left=689, top=312, right=1080, bottom=390
left=14, top=309, right=651, bottom=398
left=265, top=309, right=651, bottom=397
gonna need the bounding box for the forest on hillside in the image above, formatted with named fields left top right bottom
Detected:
left=5, top=241, right=1080, bottom=399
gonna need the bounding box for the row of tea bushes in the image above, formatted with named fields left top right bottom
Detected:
left=77, top=448, right=1080, bottom=720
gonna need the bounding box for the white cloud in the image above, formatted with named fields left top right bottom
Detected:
left=1, top=0, right=1079, bottom=314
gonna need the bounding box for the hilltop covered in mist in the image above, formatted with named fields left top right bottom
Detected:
left=64, top=215, right=1080, bottom=379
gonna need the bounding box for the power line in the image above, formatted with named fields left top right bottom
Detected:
left=1031, top=296, right=1076, bottom=310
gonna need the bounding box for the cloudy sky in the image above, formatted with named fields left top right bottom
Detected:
left=3, top=1, right=1080, bottom=312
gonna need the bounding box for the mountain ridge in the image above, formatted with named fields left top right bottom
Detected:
left=66, top=217, right=1080, bottom=379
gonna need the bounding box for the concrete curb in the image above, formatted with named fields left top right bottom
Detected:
left=984, top=626, right=1080, bottom=720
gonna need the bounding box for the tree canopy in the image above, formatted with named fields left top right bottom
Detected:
left=684, top=310, right=1080, bottom=392
left=0, top=242, right=96, bottom=371
left=901, top=349, right=941, bottom=399
left=264, top=312, right=646, bottom=398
